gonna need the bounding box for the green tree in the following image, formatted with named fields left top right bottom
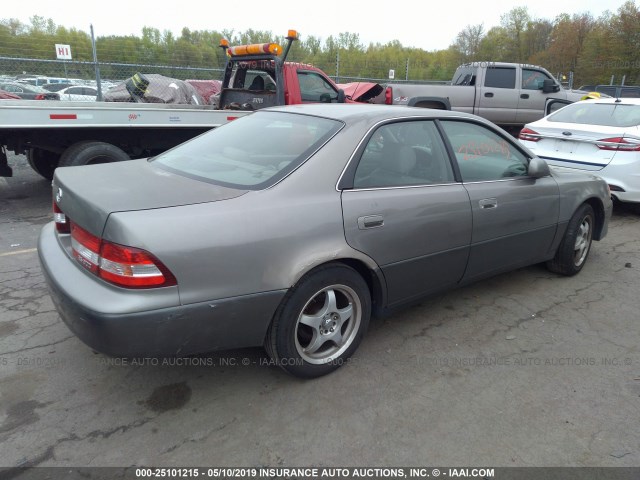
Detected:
left=500, top=6, right=531, bottom=62
left=453, top=24, right=484, bottom=63
left=477, top=26, right=511, bottom=61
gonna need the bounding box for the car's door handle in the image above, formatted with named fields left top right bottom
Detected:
left=520, top=93, right=529, bottom=99
left=484, top=92, right=494, bottom=98
left=358, top=215, right=384, bottom=229
left=479, top=198, right=498, bottom=209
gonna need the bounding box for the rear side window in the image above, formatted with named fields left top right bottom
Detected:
left=452, top=67, right=477, bottom=86
left=353, top=120, right=455, bottom=188
left=548, top=103, right=640, bottom=127
left=153, top=111, right=343, bottom=190
left=440, top=120, right=529, bottom=182
left=484, top=67, right=516, bottom=89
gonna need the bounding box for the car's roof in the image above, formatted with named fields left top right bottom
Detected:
left=265, top=103, right=487, bottom=124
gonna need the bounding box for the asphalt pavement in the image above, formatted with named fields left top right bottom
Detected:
left=1, top=153, right=639, bottom=469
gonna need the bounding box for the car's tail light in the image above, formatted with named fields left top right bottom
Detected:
left=71, top=223, right=101, bottom=274
left=519, top=128, right=541, bottom=142
left=69, top=221, right=176, bottom=289
left=595, top=137, right=640, bottom=151
left=385, top=86, right=392, bottom=105
left=99, top=242, right=176, bottom=288
left=53, top=201, right=70, bottom=233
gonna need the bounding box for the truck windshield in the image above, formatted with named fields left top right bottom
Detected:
left=152, top=112, right=343, bottom=190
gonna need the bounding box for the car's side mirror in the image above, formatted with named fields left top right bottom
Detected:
left=337, top=89, right=346, bottom=103
left=542, top=79, right=560, bottom=93
left=528, top=157, right=550, bottom=178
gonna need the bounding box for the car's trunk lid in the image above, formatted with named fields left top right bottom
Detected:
left=53, top=158, right=248, bottom=236
left=529, top=123, right=634, bottom=171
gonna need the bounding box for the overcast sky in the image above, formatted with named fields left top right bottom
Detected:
left=7, top=0, right=631, bottom=51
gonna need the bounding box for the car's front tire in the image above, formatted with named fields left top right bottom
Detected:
left=547, top=203, right=595, bottom=276
left=266, top=263, right=371, bottom=378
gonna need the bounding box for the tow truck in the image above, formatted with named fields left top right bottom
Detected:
left=0, top=30, right=349, bottom=179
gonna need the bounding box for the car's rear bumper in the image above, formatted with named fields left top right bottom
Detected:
left=38, top=222, right=286, bottom=358
left=534, top=150, right=640, bottom=203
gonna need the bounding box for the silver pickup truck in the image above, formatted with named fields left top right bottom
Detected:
left=384, top=62, right=587, bottom=131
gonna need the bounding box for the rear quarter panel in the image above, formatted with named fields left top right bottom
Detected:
left=552, top=168, right=612, bottom=240
left=101, top=120, right=381, bottom=306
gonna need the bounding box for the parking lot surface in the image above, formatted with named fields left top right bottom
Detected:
left=1, top=154, right=639, bottom=468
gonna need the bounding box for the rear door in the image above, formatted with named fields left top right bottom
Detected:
left=478, top=66, right=518, bottom=124
left=341, top=119, right=472, bottom=307
left=439, top=119, right=560, bottom=282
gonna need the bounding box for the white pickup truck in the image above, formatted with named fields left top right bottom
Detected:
left=384, top=62, right=587, bottom=132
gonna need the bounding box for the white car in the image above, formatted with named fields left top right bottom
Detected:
left=56, top=85, right=98, bottom=101
left=519, top=97, right=640, bottom=205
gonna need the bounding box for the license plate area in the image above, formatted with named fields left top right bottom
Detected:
left=554, top=139, right=578, bottom=154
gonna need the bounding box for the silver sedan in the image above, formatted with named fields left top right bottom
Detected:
left=39, top=104, right=613, bottom=378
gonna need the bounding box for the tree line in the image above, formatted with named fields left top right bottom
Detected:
left=1, top=1, right=638, bottom=86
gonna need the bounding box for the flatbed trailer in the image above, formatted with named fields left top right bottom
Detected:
left=0, top=100, right=250, bottom=179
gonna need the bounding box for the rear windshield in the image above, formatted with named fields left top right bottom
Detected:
left=548, top=102, right=640, bottom=127
left=152, top=111, right=343, bottom=190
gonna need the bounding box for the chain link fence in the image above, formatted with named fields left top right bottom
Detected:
left=0, top=56, right=227, bottom=103
left=0, top=44, right=451, bottom=105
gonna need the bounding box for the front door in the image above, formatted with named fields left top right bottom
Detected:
left=438, top=119, right=560, bottom=282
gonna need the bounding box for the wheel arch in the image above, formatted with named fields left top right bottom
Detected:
left=583, top=196, right=606, bottom=241
left=407, top=96, right=451, bottom=110
left=334, top=258, right=386, bottom=316
left=283, top=257, right=387, bottom=319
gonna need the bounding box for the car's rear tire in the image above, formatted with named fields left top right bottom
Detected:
left=547, top=204, right=595, bottom=276
left=266, top=263, right=371, bottom=378
left=59, top=141, right=130, bottom=168
left=27, top=148, right=60, bottom=180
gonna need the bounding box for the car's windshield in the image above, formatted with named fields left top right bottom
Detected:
left=152, top=111, right=343, bottom=189
left=548, top=102, right=640, bottom=128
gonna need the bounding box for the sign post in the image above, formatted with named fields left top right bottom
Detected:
left=55, top=44, right=72, bottom=79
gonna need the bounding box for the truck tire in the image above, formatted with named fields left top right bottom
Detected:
left=26, top=148, right=60, bottom=180
left=58, top=141, right=130, bottom=168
